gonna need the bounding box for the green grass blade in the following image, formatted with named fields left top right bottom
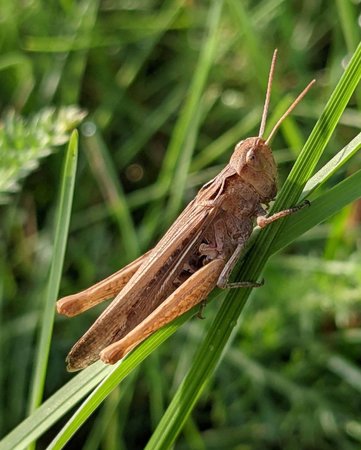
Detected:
left=226, top=0, right=269, bottom=86
left=301, top=131, right=361, bottom=199
left=118, top=87, right=183, bottom=169
left=158, top=1, right=223, bottom=189
left=336, top=0, right=361, bottom=108
left=327, top=353, right=361, bottom=393
left=0, top=310, right=192, bottom=450
left=46, top=313, right=191, bottom=450
left=335, top=0, right=360, bottom=55
left=95, top=0, right=186, bottom=129
left=272, top=168, right=361, bottom=253
left=272, top=41, right=361, bottom=214
left=27, top=132, right=78, bottom=413
left=166, top=91, right=218, bottom=222
left=0, top=363, right=111, bottom=450
left=82, top=129, right=139, bottom=259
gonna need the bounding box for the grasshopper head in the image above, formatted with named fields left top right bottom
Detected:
left=230, top=137, right=277, bottom=201
left=227, top=50, right=315, bottom=203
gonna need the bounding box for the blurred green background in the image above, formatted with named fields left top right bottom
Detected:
left=0, top=0, right=361, bottom=449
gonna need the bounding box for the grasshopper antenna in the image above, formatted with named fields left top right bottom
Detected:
left=259, top=49, right=278, bottom=138
left=265, top=79, right=316, bottom=145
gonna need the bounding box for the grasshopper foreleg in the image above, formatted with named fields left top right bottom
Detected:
left=256, top=200, right=310, bottom=228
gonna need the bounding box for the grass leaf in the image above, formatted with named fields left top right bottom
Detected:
left=27, top=132, right=79, bottom=418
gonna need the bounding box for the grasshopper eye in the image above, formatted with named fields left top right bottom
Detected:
left=246, top=148, right=256, bottom=164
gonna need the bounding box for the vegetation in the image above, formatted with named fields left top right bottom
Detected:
left=0, top=1, right=360, bottom=449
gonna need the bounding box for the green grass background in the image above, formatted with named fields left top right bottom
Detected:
left=0, top=1, right=361, bottom=449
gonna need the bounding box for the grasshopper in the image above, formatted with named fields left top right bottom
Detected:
left=57, top=50, right=314, bottom=371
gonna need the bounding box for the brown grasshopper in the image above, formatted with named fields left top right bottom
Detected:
left=57, top=50, right=315, bottom=371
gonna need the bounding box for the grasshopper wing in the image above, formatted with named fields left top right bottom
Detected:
left=65, top=172, right=230, bottom=371
left=57, top=251, right=152, bottom=316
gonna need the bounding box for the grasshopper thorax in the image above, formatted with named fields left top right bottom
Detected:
left=229, top=137, right=277, bottom=202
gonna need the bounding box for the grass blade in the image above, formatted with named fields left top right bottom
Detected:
left=0, top=363, right=110, bottom=450
left=301, top=131, right=361, bottom=199
left=46, top=313, right=191, bottom=449
left=82, top=128, right=140, bottom=259
left=272, top=168, right=361, bottom=253
left=27, top=131, right=79, bottom=415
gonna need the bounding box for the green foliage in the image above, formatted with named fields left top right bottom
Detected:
left=0, top=107, right=86, bottom=203
left=0, top=1, right=361, bottom=450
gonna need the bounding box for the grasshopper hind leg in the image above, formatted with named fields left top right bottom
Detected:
left=99, top=258, right=225, bottom=365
